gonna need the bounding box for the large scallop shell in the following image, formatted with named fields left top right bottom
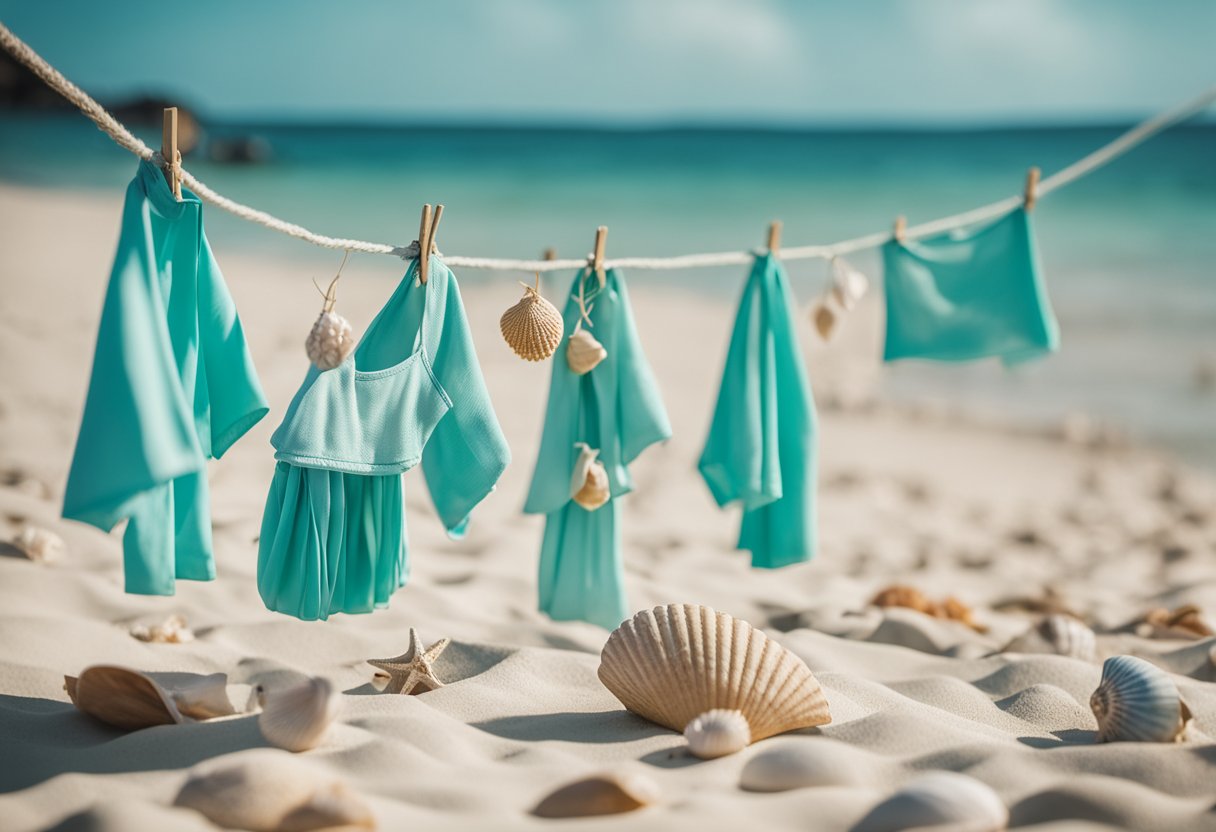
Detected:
left=1004, top=614, right=1095, bottom=661
left=567, top=327, right=607, bottom=375
left=257, top=676, right=341, bottom=753
left=305, top=310, right=355, bottom=371
left=1090, top=655, right=1191, bottom=743
left=570, top=443, right=610, bottom=511
left=854, top=772, right=1008, bottom=832
left=501, top=283, right=563, bottom=361
left=598, top=604, right=831, bottom=757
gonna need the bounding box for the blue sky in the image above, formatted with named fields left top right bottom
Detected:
left=2, top=0, right=1212, bottom=125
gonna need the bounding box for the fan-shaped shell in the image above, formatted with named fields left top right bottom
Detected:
left=1090, top=655, right=1190, bottom=743
left=598, top=604, right=831, bottom=746
left=854, top=772, right=1007, bottom=832
left=1004, top=614, right=1095, bottom=661
left=567, top=327, right=607, bottom=375
left=305, top=310, right=355, bottom=370
left=571, top=443, right=610, bottom=511
left=258, top=676, right=341, bottom=753
left=501, top=285, right=563, bottom=361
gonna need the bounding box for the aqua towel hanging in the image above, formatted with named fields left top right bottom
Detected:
left=882, top=207, right=1060, bottom=365
left=63, top=160, right=268, bottom=595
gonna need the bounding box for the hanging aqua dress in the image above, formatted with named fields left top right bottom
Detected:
left=257, top=258, right=509, bottom=621
left=698, top=253, right=817, bottom=569
left=524, top=268, right=670, bottom=629
left=63, top=160, right=268, bottom=595
left=883, top=207, right=1059, bottom=365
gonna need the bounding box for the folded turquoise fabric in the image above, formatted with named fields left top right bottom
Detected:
left=63, top=161, right=268, bottom=595
left=258, top=258, right=509, bottom=620
left=882, top=207, right=1059, bottom=365
left=524, top=268, right=670, bottom=629
left=698, top=253, right=817, bottom=568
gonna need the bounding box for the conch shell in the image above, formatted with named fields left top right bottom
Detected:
left=1090, top=655, right=1191, bottom=743
left=174, top=750, right=374, bottom=832
left=257, top=676, right=341, bottom=753
left=501, top=277, right=563, bottom=361
left=567, top=326, right=607, bottom=375
left=64, top=666, right=238, bottom=730
left=598, top=604, right=831, bottom=759
left=571, top=443, right=610, bottom=511
left=305, top=268, right=355, bottom=371
left=11, top=525, right=63, bottom=562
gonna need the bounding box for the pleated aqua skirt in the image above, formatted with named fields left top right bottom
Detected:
left=257, top=461, right=407, bottom=620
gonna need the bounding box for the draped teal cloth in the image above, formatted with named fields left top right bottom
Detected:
left=698, top=254, right=817, bottom=568
left=258, top=259, right=509, bottom=620
left=63, top=161, right=268, bottom=595
left=883, top=207, right=1059, bottom=365
left=524, top=268, right=670, bottom=629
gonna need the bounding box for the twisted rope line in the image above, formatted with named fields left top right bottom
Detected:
left=2, top=20, right=1212, bottom=272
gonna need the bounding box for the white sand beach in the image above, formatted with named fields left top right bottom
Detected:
left=1, top=182, right=1215, bottom=831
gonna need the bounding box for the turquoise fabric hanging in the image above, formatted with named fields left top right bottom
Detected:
left=63, top=160, right=268, bottom=595
left=698, top=253, right=817, bottom=569
left=524, top=268, right=670, bottom=629
left=882, top=207, right=1059, bottom=365
left=258, top=258, right=509, bottom=620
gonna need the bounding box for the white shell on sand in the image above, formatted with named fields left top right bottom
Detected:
left=532, top=771, right=659, bottom=819
left=739, top=741, right=866, bottom=792
left=174, top=751, right=375, bottom=832
left=684, top=709, right=750, bottom=759
left=305, top=310, right=355, bottom=371
left=11, top=525, right=63, bottom=562
left=854, top=772, right=1008, bottom=832
left=598, top=604, right=831, bottom=756
left=1004, top=614, right=1096, bottom=662
left=566, top=327, right=607, bottom=375
left=130, top=613, right=195, bottom=644
left=258, top=676, right=341, bottom=753
left=500, top=282, right=563, bottom=361
left=65, top=666, right=237, bottom=730
left=570, top=443, right=610, bottom=511
left=1090, top=654, right=1191, bottom=743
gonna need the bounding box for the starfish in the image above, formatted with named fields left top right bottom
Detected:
left=367, top=628, right=450, bottom=695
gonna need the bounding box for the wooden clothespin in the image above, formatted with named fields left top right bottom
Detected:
left=766, top=220, right=782, bottom=256
left=893, top=215, right=907, bottom=243
left=1023, top=167, right=1041, bottom=212
left=162, top=107, right=182, bottom=201
left=542, top=247, right=557, bottom=261
left=416, top=203, right=445, bottom=284
left=590, top=226, right=608, bottom=287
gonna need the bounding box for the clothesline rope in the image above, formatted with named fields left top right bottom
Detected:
left=2, top=20, right=1213, bottom=272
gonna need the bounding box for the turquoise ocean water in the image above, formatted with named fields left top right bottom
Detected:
left=1, top=115, right=1213, bottom=465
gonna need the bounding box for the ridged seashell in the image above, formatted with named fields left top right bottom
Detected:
left=567, top=327, right=607, bottom=375
left=1090, top=655, right=1191, bottom=743
left=812, top=301, right=837, bottom=340
left=739, top=739, right=867, bottom=792
left=258, top=676, right=341, bottom=753
left=501, top=283, right=563, bottom=361
left=11, top=526, right=63, bottom=562
left=532, top=771, right=659, bottom=818
left=830, top=257, right=870, bottom=311
left=1004, top=614, right=1095, bottom=662
left=65, top=666, right=237, bottom=730
left=174, top=750, right=374, bottom=832
left=854, top=772, right=1008, bottom=832
left=571, top=443, right=610, bottom=511
left=598, top=604, right=831, bottom=758
left=684, top=709, right=750, bottom=759
left=130, top=613, right=195, bottom=644
left=305, top=310, right=355, bottom=370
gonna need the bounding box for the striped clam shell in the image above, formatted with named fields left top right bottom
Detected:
left=598, top=604, right=831, bottom=756
left=1090, top=655, right=1191, bottom=743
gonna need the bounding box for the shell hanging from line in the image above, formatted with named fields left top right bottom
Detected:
left=830, top=256, right=870, bottom=311
left=598, top=604, right=832, bottom=760
left=305, top=251, right=356, bottom=370
left=501, top=273, right=563, bottom=361
left=570, top=443, right=610, bottom=511
left=567, top=326, right=607, bottom=375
